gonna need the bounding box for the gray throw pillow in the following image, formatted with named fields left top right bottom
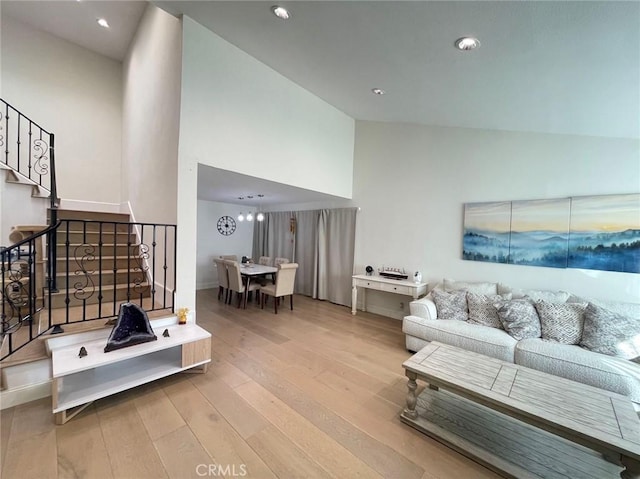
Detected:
left=467, top=292, right=511, bottom=329
left=579, top=303, right=640, bottom=360
left=494, top=298, right=541, bottom=340
left=535, top=300, right=587, bottom=345
left=432, top=289, right=468, bottom=321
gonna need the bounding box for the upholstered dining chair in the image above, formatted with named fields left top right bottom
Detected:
left=258, top=256, right=273, bottom=266
left=260, top=263, right=298, bottom=314
left=225, top=260, right=261, bottom=309
left=213, top=258, right=230, bottom=303
left=220, top=254, right=238, bottom=261
left=274, top=257, right=289, bottom=266
left=270, top=257, right=289, bottom=282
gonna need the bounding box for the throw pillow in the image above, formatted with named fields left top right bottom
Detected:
left=432, top=289, right=468, bottom=321
left=535, top=300, right=587, bottom=344
left=494, top=298, right=542, bottom=340
left=580, top=303, right=640, bottom=360
left=443, top=279, right=498, bottom=295
left=467, top=292, right=512, bottom=329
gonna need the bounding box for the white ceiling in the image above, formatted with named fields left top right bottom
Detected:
left=3, top=1, right=639, bottom=206
left=1, top=1, right=147, bottom=61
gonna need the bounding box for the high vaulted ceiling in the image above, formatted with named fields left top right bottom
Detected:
left=3, top=1, right=639, bottom=205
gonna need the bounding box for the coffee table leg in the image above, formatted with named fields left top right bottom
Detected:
left=404, top=371, right=418, bottom=419
left=621, top=456, right=640, bottom=479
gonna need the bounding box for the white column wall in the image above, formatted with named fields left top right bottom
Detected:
left=122, top=4, right=181, bottom=225
left=1, top=15, right=122, bottom=205
left=353, top=121, right=640, bottom=318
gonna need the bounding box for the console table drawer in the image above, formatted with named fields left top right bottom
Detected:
left=354, top=278, right=383, bottom=290
left=380, top=282, right=412, bottom=295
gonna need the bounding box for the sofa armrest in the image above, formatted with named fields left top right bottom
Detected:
left=409, top=296, right=437, bottom=320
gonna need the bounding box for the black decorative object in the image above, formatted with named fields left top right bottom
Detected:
left=104, top=302, right=157, bottom=353
left=365, top=265, right=374, bottom=276
left=163, top=328, right=170, bottom=338
left=217, top=216, right=236, bottom=236
left=78, top=346, right=87, bottom=358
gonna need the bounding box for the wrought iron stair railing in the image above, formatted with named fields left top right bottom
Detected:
left=1, top=220, right=177, bottom=360
left=1, top=98, right=58, bottom=209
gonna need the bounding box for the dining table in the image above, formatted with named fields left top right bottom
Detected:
left=240, top=263, right=278, bottom=305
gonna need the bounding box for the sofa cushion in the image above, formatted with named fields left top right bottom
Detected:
left=515, top=338, right=640, bottom=402
left=580, top=303, right=640, bottom=360
left=444, top=279, right=497, bottom=295
left=535, top=300, right=587, bottom=345
left=467, top=292, right=510, bottom=329
left=495, top=298, right=541, bottom=340
left=432, top=289, right=467, bottom=321
left=499, top=284, right=570, bottom=303
left=402, top=316, right=517, bottom=362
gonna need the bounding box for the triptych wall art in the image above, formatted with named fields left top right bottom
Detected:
left=462, top=193, right=640, bottom=274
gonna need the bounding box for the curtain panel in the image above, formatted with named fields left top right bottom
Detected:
left=252, top=207, right=357, bottom=306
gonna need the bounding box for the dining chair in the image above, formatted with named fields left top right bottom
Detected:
left=220, top=254, right=238, bottom=261
left=274, top=257, right=289, bottom=266
left=270, top=257, right=289, bottom=282
left=213, top=258, right=230, bottom=303
left=226, top=260, right=261, bottom=309
left=258, top=256, right=272, bottom=266
left=260, top=263, right=298, bottom=314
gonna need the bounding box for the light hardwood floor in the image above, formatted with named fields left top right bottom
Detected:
left=0, top=289, right=499, bottom=479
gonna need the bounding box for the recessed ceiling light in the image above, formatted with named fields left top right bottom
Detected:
left=271, top=5, right=291, bottom=20
left=455, top=37, right=480, bottom=51
left=97, top=18, right=110, bottom=28
left=371, top=88, right=385, bottom=95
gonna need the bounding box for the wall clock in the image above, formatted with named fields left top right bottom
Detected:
left=217, top=216, right=236, bottom=236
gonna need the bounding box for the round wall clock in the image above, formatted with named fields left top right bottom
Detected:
left=217, top=216, right=236, bottom=236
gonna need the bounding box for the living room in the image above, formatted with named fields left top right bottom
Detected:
left=1, top=1, right=639, bottom=478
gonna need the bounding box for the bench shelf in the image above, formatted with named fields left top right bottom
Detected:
left=50, top=322, right=211, bottom=424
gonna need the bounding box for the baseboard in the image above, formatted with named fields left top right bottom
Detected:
left=0, top=380, right=51, bottom=410
left=58, top=199, right=122, bottom=213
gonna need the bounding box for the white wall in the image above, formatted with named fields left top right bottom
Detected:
left=196, top=200, right=254, bottom=289
left=0, top=181, right=47, bottom=245
left=1, top=15, right=122, bottom=205
left=180, top=17, right=354, bottom=199
left=176, top=16, right=356, bottom=310
left=353, top=121, right=640, bottom=317
left=122, top=5, right=181, bottom=225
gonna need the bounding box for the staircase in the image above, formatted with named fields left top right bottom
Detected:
left=0, top=98, right=177, bottom=408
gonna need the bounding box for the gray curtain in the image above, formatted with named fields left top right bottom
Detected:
left=252, top=207, right=357, bottom=306
left=252, top=211, right=294, bottom=262
left=315, top=208, right=357, bottom=305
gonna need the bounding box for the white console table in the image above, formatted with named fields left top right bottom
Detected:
left=49, top=321, right=211, bottom=424
left=352, top=274, right=427, bottom=315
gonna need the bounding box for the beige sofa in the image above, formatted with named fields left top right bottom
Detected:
left=402, top=280, right=640, bottom=403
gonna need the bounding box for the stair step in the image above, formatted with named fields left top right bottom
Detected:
left=55, top=270, right=145, bottom=286
left=51, top=209, right=130, bottom=223
left=56, top=230, right=136, bottom=244
left=55, top=243, right=141, bottom=257
left=54, top=255, right=148, bottom=272
left=47, top=283, right=151, bottom=309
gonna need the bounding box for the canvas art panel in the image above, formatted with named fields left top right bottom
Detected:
left=509, top=198, right=570, bottom=268
left=463, top=202, right=511, bottom=263
left=568, top=194, right=640, bottom=274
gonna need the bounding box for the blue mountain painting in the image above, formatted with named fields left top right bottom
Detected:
left=568, top=229, right=640, bottom=273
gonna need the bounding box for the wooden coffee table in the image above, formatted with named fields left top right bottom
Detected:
left=401, top=342, right=640, bottom=479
